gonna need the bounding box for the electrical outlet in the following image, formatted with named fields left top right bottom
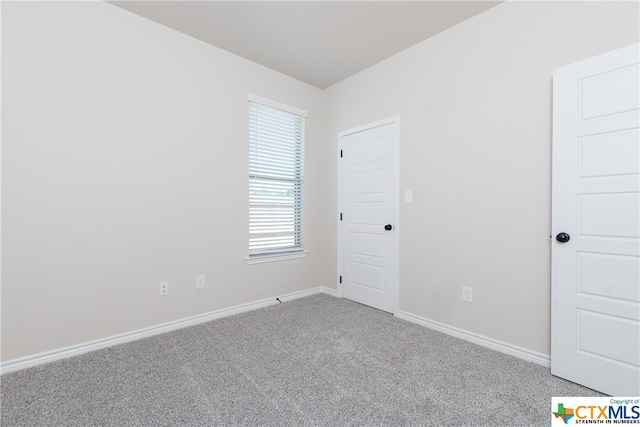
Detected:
left=462, top=286, right=472, bottom=303
left=196, top=275, right=205, bottom=289
left=160, top=281, right=169, bottom=296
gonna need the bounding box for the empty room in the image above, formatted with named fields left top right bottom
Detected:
left=1, top=0, right=639, bottom=425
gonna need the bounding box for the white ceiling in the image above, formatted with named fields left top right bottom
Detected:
left=108, top=1, right=502, bottom=89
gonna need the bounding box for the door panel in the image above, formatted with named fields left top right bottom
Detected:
left=551, top=43, right=640, bottom=396
left=349, top=232, right=385, bottom=258
left=339, top=119, right=397, bottom=313
left=579, top=193, right=639, bottom=237
left=350, top=202, right=385, bottom=224
left=577, top=311, right=639, bottom=366
left=578, top=253, right=640, bottom=302
left=579, top=65, right=639, bottom=119
left=350, top=262, right=384, bottom=290
left=579, top=129, right=639, bottom=177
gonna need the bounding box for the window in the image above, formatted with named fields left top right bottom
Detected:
left=248, top=95, right=307, bottom=262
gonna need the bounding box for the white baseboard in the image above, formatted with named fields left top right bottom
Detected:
left=395, top=310, right=551, bottom=367
left=1, top=286, right=337, bottom=375
left=2, top=289, right=545, bottom=375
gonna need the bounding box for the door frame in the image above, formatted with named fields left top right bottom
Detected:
left=337, top=115, right=400, bottom=315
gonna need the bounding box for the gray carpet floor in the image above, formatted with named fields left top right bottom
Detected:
left=1, top=294, right=602, bottom=426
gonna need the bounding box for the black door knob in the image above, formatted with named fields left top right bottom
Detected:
left=384, top=224, right=393, bottom=231
left=556, top=232, right=570, bottom=243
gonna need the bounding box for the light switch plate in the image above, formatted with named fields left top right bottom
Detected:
left=405, top=190, right=413, bottom=203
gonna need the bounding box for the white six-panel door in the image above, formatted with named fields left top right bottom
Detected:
left=339, top=118, right=398, bottom=313
left=551, top=43, right=640, bottom=396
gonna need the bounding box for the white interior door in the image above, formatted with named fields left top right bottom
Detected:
left=551, top=43, right=640, bottom=396
left=339, top=118, right=398, bottom=313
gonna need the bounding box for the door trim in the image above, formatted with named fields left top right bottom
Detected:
left=337, top=115, right=400, bottom=315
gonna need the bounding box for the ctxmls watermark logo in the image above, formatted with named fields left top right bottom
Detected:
left=552, top=397, right=640, bottom=425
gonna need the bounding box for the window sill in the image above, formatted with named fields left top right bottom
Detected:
left=246, top=251, right=309, bottom=265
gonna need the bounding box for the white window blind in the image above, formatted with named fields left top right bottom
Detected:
left=248, top=99, right=305, bottom=258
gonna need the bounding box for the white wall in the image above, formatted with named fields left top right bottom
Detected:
left=1, top=1, right=323, bottom=361
left=322, top=1, right=639, bottom=355
left=3, top=0, right=639, bottom=365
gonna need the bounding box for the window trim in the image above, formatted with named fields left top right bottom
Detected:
left=247, top=93, right=308, bottom=119
left=247, top=94, right=308, bottom=264
left=245, top=250, right=309, bottom=265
